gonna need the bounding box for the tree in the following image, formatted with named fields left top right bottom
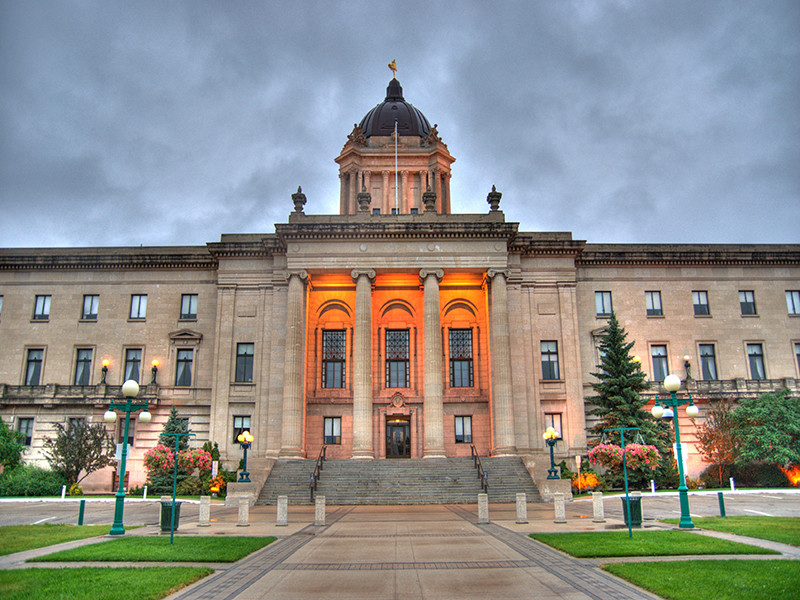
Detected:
left=694, top=399, right=739, bottom=486
left=731, top=390, right=800, bottom=467
left=42, top=420, right=115, bottom=485
left=159, top=407, right=190, bottom=451
left=0, top=417, right=25, bottom=471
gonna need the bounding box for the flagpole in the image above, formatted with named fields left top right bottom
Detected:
left=394, top=119, right=398, bottom=212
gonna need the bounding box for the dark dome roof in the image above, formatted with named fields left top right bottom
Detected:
left=358, top=78, right=431, bottom=138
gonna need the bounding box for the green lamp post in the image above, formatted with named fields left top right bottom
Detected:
left=544, top=427, right=560, bottom=480
left=104, top=379, right=152, bottom=536
left=237, top=430, right=254, bottom=482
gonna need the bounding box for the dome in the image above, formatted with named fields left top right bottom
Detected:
left=358, top=78, right=431, bottom=138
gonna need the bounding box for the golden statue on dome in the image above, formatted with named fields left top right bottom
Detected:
left=388, top=59, right=397, bottom=78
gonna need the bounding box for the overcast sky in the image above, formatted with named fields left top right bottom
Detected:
left=1, top=1, right=797, bottom=248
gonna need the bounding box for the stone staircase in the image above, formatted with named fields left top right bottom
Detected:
left=255, top=456, right=541, bottom=505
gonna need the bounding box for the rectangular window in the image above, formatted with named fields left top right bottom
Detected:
left=33, top=294, right=51, bottom=320
left=124, top=348, right=142, bottom=382
left=454, top=416, right=472, bottom=443
left=180, top=294, right=198, bottom=319
left=739, top=290, right=757, bottom=315
left=410, top=208, right=419, bottom=214
left=545, top=413, right=563, bottom=439
left=693, top=291, right=710, bottom=316
left=795, top=343, right=800, bottom=375
left=324, top=417, right=341, bottom=445
left=175, top=349, right=193, bottom=386
left=82, top=294, right=99, bottom=320
left=74, top=348, right=93, bottom=385
left=17, top=418, right=34, bottom=446
left=0, top=295, right=3, bottom=317
left=449, top=329, right=474, bottom=387
left=322, top=330, right=346, bottom=388
left=595, top=291, right=613, bottom=316
left=117, top=417, right=135, bottom=447
left=385, top=329, right=410, bottom=388
left=651, top=345, right=669, bottom=382
left=129, top=294, right=147, bottom=319
left=747, top=343, right=765, bottom=380
left=372, top=208, right=380, bottom=215
left=25, top=349, right=43, bottom=385
left=787, top=291, right=800, bottom=315
left=235, top=343, right=254, bottom=383
left=233, top=415, right=251, bottom=443
left=541, top=341, right=560, bottom=380
left=699, top=344, right=718, bottom=380
left=645, top=291, right=663, bottom=316
left=68, top=417, right=86, bottom=433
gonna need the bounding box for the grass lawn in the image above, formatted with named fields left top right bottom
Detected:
left=529, top=530, right=777, bottom=558
left=0, top=567, right=212, bottom=600
left=604, top=560, right=800, bottom=600
left=660, top=516, right=800, bottom=547
left=0, top=524, right=111, bottom=556
left=29, top=535, right=276, bottom=563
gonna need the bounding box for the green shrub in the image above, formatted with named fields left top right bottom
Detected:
left=0, top=465, right=67, bottom=496
left=176, top=476, right=205, bottom=496
left=700, top=462, right=791, bottom=488
left=68, top=483, right=83, bottom=496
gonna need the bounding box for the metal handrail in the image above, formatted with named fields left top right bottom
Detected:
left=309, top=445, right=327, bottom=502
left=470, top=445, right=488, bottom=493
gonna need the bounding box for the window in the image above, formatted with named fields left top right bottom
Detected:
left=391, top=208, right=398, bottom=215
left=449, top=329, right=474, bottom=387
left=124, top=348, right=142, bottom=382
left=0, top=295, right=4, bottom=316
left=746, top=343, right=765, bottom=380
left=68, top=417, right=86, bottom=433
left=322, top=330, right=346, bottom=388
left=180, top=294, right=198, bottom=319
left=129, top=294, right=147, bottom=319
left=117, top=417, right=135, bottom=446
left=645, top=291, right=663, bottom=316
left=232, top=416, right=251, bottom=443
left=651, top=345, right=669, bottom=382
left=787, top=291, right=800, bottom=315
left=541, top=341, right=560, bottom=380
left=385, top=329, right=410, bottom=388
left=82, top=294, right=99, bottom=320
left=410, top=208, right=419, bottom=214
left=74, top=348, right=93, bottom=385
left=33, top=294, right=51, bottom=320
left=235, top=343, right=254, bottom=383
left=693, top=291, right=710, bottom=316
left=795, top=343, right=800, bottom=374
left=545, top=413, right=563, bottom=439
left=739, top=290, right=757, bottom=315
left=372, top=208, right=380, bottom=215
left=324, top=417, right=341, bottom=444
left=175, top=349, right=193, bottom=386
left=454, top=416, right=472, bottom=443
left=595, top=291, right=613, bottom=316
left=17, top=418, right=34, bottom=446
left=699, top=344, right=718, bottom=380
left=25, top=349, right=43, bottom=385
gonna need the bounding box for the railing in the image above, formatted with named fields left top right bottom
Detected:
left=309, top=445, right=327, bottom=502
left=470, top=445, right=488, bottom=493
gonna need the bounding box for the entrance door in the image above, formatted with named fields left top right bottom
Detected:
left=386, top=419, right=410, bottom=458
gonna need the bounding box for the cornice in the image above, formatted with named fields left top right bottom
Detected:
left=0, top=247, right=217, bottom=271
left=206, top=236, right=284, bottom=260
left=577, top=243, right=800, bottom=266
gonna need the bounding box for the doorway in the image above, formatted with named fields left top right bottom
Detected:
left=386, top=418, right=410, bottom=458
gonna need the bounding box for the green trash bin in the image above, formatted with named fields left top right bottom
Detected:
left=621, top=496, right=642, bottom=527
left=160, top=500, right=182, bottom=532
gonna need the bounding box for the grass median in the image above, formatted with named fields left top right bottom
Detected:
left=660, top=516, right=800, bottom=547
left=0, top=524, right=113, bottom=556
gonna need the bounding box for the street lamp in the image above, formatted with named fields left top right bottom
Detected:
left=543, top=427, right=560, bottom=480
left=101, top=359, right=110, bottom=384
left=151, top=360, right=159, bottom=384
left=237, top=430, right=254, bottom=483
left=104, top=379, right=152, bottom=535
left=652, top=373, right=699, bottom=529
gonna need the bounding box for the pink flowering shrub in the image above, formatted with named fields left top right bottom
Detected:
left=177, top=448, right=212, bottom=474
left=143, top=444, right=174, bottom=473
left=624, top=443, right=661, bottom=472
left=589, top=443, right=624, bottom=469
left=143, top=444, right=212, bottom=477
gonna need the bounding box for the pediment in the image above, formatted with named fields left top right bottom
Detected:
left=169, top=329, right=203, bottom=342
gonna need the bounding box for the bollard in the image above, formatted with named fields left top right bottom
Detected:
left=277, top=495, right=288, bottom=526
left=61, top=485, right=67, bottom=499
left=730, top=477, right=736, bottom=491
left=236, top=496, right=250, bottom=527
left=650, top=479, right=656, bottom=494
left=143, top=485, right=148, bottom=500
left=315, top=496, right=326, bottom=526
left=718, top=491, right=726, bottom=517
left=515, top=493, right=528, bottom=524
left=478, top=493, right=489, bottom=524
left=553, top=492, right=566, bottom=523
left=198, top=495, right=211, bottom=527
left=592, top=491, right=605, bottom=523
left=78, top=499, right=86, bottom=525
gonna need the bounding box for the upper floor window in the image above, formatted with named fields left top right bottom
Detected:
left=739, top=290, right=757, bottom=315
left=454, top=416, right=472, bottom=443
left=130, top=294, right=147, bottom=319
left=449, top=329, right=474, bottom=387
left=232, top=415, right=251, bottom=443
left=795, top=343, right=800, bottom=374
left=385, top=329, right=410, bottom=388
left=17, top=418, right=34, bottom=446
left=117, top=417, right=135, bottom=446
left=693, top=291, right=710, bottom=316
left=74, top=348, right=93, bottom=385
left=235, top=343, right=254, bottom=383
left=544, top=413, right=563, bottom=439
left=787, top=291, right=800, bottom=315
left=124, top=348, right=142, bottom=382
left=25, top=349, right=43, bottom=385
left=746, top=343, right=765, bottom=380
left=651, top=345, right=669, bottom=382
left=33, top=295, right=50, bottom=320
left=541, top=341, right=560, bottom=380
left=180, top=294, right=198, bottom=319
left=175, top=349, right=193, bottom=386
left=0, top=295, right=4, bottom=317
left=699, top=344, right=718, bottom=380
left=82, top=294, right=99, bottom=320
left=322, top=330, right=346, bottom=388
left=324, top=416, right=342, bottom=445
left=595, top=291, right=613, bottom=316
left=645, top=291, right=663, bottom=316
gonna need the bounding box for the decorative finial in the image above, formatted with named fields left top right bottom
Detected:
left=487, top=185, right=501, bottom=212
left=292, top=186, right=307, bottom=213
left=388, top=59, right=397, bottom=78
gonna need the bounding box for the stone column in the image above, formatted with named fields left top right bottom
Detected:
left=280, top=270, right=308, bottom=458
left=339, top=172, right=346, bottom=214
left=420, top=269, right=446, bottom=458
left=487, top=269, right=517, bottom=455
left=348, top=171, right=356, bottom=214
left=351, top=269, right=376, bottom=458
left=401, top=170, right=409, bottom=212
left=382, top=170, right=390, bottom=212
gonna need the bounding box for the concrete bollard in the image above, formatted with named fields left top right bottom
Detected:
left=515, top=493, right=528, bottom=524
left=650, top=479, right=656, bottom=494
left=592, top=491, right=605, bottom=523
left=143, top=485, right=148, bottom=500
left=478, top=493, right=489, bottom=524
left=277, top=495, right=288, bottom=526
left=730, top=477, right=736, bottom=491
left=198, top=495, right=211, bottom=527
left=553, top=492, right=566, bottom=523
left=237, top=496, right=250, bottom=527
left=61, top=485, right=67, bottom=499
left=315, top=496, right=326, bottom=526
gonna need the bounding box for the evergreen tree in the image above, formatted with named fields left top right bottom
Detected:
left=159, top=407, right=190, bottom=451
left=0, top=417, right=25, bottom=471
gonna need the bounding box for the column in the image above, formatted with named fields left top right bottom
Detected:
left=382, top=171, right=390, bottom=212
left=339, top=173, right=346, bottom=214
left=401, top=170, right=409, bottom=212
left=351, top=269, right=376, bottom=458
left=348, top=170, right=357, bottom=215
left=487, top=269, right=517, bottom=455
left=280, top=270, right=308, bottom=458
left=421, top=268, right=446, bottom=458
